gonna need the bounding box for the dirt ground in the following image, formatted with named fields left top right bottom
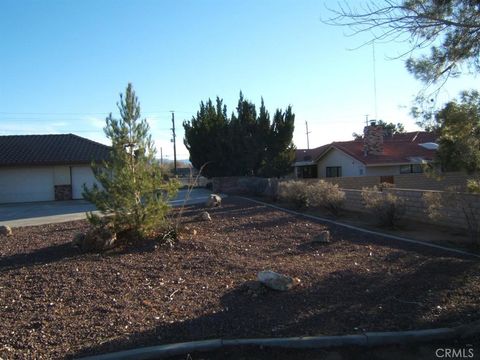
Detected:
left=0, top=197, right=479, bottom=359
left=268, top=197, right=480, bottom=253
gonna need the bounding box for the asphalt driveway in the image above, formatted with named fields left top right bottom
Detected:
left=0, top=188, right=218, bottom=227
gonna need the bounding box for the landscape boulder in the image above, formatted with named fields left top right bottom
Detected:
left=257, top=270, right=300, bottom=291
left=313, top=230, right=330, bottom=243
left=0, top=225, right=12, bottom=237
left=206, top=194, right=222, bottom=208
left=197, top=211, right=212, bottom=221
left=72, top=226, right=117, bottom=252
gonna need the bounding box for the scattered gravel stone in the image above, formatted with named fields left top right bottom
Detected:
left=0, top=197, right=478, bottom=359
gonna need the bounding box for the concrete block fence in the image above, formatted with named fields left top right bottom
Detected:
left=324, top=171, right=478, bottom=191
left=212, top=176, right=480, bottom=231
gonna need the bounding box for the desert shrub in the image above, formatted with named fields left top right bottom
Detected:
left=423, top=185, right=480, bottom=247
left=308, top=180, right=345, bottom=216
left=361, top=185, right=405, bottom=228
left=278, top=180, right=309, bottom=208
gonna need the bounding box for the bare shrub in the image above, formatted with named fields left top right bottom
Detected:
left=278, top=180, right=309, bottom=208
left=308, top=180, right=345, bottom=216
left=423, top=185, right=480, bottom=247
left=361, top=185, right=405, bottom=228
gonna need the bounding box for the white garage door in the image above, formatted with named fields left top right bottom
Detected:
left=0, top=167, right=55, bottom=203
left=71, top=166, right=99, bottom=199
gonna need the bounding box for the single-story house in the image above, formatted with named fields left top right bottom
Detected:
left=0, top=134, right=110, bottom=203
left=294, top=123, right=437, bottom=179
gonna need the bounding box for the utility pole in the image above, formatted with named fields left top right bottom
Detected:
left=171, top=111, right=177, bottom=176
left=160, top=147, right=163, bottom=166
left=305, top=121, right=311, bottom=150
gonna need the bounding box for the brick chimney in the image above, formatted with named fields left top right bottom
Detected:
left=363, top=121, right=384, bottom=156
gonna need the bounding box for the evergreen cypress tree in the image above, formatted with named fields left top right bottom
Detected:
left=83, top=83, right=178, bottom=239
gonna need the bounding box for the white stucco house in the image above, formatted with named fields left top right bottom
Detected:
left=0, top=134, right=110, bottom=203
left=294, top=123, right=437, bottom=180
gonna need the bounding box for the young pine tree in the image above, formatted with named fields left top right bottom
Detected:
left=83, top=83, right=178, bottom=240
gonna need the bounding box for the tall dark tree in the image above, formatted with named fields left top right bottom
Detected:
left=260, top=106, right=296, bottom=177
left=230, top=92, right=259, bottom=175
left=183, top=92, right=296, bottom=177
left=182, top=97, right=229, bottom=177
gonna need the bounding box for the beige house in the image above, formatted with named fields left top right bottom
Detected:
left=294, top=123, right=437, bottom=179
left=0, top=134, right=110, bottom=203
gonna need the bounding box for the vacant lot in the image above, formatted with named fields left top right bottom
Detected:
left=0, top=197, right=479, bottom=359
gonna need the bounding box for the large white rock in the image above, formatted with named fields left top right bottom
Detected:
left=0, top=225, right=12, bottom=237
left=206, top=194, right=222, bottom=208
left=257, top=270, right=299, bottom=291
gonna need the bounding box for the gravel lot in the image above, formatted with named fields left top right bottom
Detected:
left=0, top=197, right=479, bottom=359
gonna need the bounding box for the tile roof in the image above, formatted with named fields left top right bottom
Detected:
left=295, top=131, right=437, bottom=166
left=0, top=134, right=111, bottom=167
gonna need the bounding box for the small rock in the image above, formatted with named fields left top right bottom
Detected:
left=257, top=270, right=300, bottom=291
left=197, top=211, right=212, bottom=221
left=313, top=230, right=330, bottom=243
left=206, top=194, right=222, bottom=208
left=0, top=225, right=12, bottom=237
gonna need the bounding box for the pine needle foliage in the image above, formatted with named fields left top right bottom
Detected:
left=83, top=83, right=178, bottom=239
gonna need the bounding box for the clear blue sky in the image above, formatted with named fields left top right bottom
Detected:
left=1, top=0, right=478, bottom=160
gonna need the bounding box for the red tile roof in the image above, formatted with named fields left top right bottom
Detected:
left=295, top=131, right=436, bottom=166
left=0, top=134, right=111, bottom=167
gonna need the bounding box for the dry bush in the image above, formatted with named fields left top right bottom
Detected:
left=361, top=185, right=405, bottom=228
left=423, top=185, right=480, bottom=247
left=308, top=180, right=345, bottom=216
left=278, top=180, right=309, bottom=208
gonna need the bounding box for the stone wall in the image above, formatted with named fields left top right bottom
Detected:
left=363, top=124, right=384, bottom=155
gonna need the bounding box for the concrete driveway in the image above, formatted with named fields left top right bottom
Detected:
left=0, top=188, right=218, bottom=227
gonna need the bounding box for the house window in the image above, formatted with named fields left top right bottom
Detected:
left=412, top=164, right=424, bottom=173
left=400, top=164, right=424, bottom=174
left=326, top=166, right=342, bottom=178
left=298, top=165, right=317, bottom=178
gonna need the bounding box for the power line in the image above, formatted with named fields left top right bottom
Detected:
left=0, top=109, right=195, bottom=115
left=171, top=111, right=177, bottom=175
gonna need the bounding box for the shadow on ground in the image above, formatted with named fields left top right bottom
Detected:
left=72, top=257, right=479, bottom=359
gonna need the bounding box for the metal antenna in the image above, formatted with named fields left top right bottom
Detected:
left=305, top=121, right=311, bottom=149
left=372, top=41, right=378, bottom=121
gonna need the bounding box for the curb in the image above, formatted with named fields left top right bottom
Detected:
left=239, top=196, right=480, bottom=259
left=77, top=323, right=478, bottom=360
